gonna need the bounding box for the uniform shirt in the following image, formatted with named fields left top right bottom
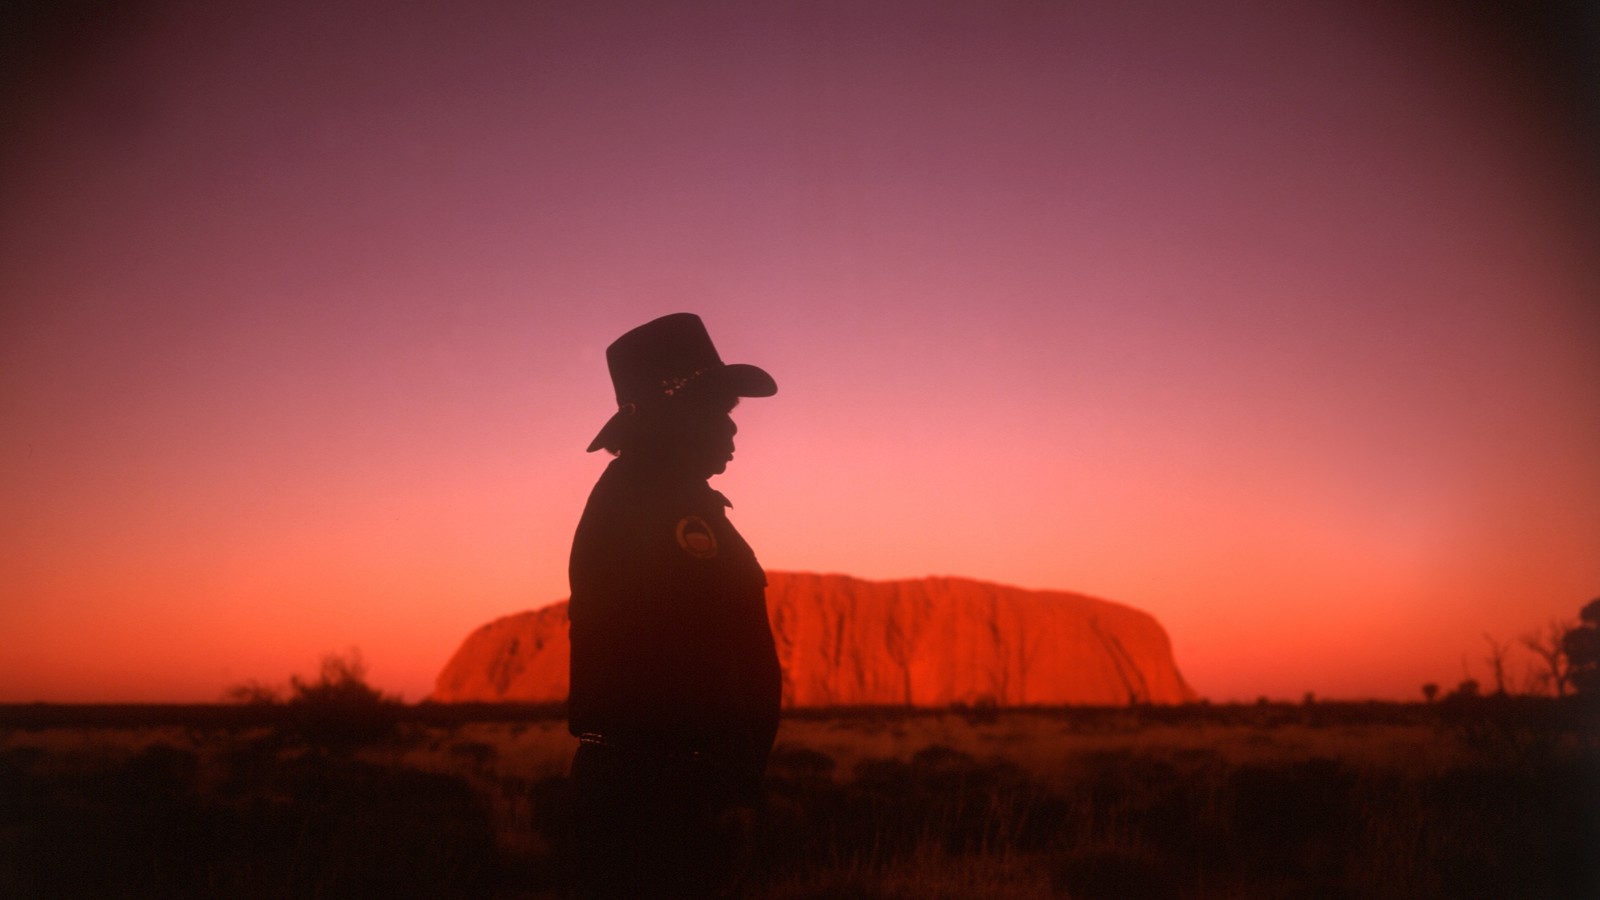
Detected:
left=567, top=454, right=782, bottom=801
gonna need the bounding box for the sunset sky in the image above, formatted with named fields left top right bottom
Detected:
left=4, top=1, right=1598, bottom=704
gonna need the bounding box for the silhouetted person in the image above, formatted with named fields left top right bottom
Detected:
left=567, top=313, right=782, bottom=898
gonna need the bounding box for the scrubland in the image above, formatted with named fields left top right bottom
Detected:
left=2, top=700, right=1595, bottom=899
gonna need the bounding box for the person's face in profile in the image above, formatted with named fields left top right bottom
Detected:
left=671, top=390, right=739, bottom=479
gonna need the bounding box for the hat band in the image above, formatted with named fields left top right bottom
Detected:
left=658, top=365, right=715, bottom=398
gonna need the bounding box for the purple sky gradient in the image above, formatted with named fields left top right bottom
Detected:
left=4, top=1, right=1598, bottom=702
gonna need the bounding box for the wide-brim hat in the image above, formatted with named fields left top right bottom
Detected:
left=586, top=313, right=776, bottom=452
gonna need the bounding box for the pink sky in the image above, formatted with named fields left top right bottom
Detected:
left=4, top=1, right=1597, bottom=703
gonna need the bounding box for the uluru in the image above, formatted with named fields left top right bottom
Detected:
left=432, top=573, right=1197, bottom=706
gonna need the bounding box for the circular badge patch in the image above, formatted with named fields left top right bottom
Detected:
left=675, top=515, right=718, bottom=559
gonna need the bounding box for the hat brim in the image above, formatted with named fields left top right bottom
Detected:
left=585, top=362, right=776, bottom=452
left=717, top=363, right=778, bottom=399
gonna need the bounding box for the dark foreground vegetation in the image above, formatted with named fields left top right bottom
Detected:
left=3, top=698, right=1596, bottom=899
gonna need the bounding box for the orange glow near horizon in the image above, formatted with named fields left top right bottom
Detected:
left=4, top=2, right=1598, bottom=704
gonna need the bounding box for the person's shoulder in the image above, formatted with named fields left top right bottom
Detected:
left=595, top=456, right=719, bottom=505
left=580, top=458, right=695, bottom=538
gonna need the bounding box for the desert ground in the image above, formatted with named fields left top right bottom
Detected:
left=3, top=700, right=1596, bottom=899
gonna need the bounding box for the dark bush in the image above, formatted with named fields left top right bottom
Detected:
left=285, top=650, right=402, bottom=754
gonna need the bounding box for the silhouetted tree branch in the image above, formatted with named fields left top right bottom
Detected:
left=1520, top=619, right=1572, bottom=697
left=1482, top=634, right=1512, bottom=696
left=1564, top=598, right=1600, bottom=695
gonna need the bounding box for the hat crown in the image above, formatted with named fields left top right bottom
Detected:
left=605, top=313, right=725, bottom=407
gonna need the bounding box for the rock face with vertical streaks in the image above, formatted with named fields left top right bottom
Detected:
left=431, top=572, right=1197, bottom=706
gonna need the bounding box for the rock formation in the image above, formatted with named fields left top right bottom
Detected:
left=432, top=572, right=1197, bottom=706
